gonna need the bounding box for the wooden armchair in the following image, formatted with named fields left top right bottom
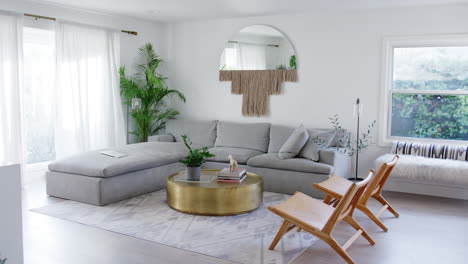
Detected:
left=268, top=170, right=374, bottom=264
left=314, top=155, right=399, bottom=232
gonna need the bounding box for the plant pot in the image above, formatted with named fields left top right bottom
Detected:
left=186, top=166, right=201, bottom=181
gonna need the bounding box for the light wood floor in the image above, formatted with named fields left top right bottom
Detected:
left=22, top=167, right=468, bottom=264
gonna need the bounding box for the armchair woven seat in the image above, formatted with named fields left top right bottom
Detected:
left=314, top=155, right=399, bottom=232
left=314, top=174, right=353, bottom=198
left=271, top=192, right=336, bottom=231
left=268, top=170, right=375, bottom=264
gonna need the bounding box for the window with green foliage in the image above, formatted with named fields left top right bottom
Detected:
left=388, top=46, right=468, bottom=141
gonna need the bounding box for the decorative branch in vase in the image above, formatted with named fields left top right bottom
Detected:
left=313, top=108, right=376, bottom=181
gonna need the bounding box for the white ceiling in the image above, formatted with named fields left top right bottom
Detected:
left=31, top=0, right=468, bottom=22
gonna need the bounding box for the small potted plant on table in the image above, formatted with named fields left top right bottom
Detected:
left=179, top=135, right=215, bottom=181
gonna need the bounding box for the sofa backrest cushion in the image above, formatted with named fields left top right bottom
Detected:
left=299, top=130, right=336, bottom=161
left=214, top=121, right=270, bottom=152
left=329, top=128, right=347, bottom=147
left=166, top=120, right=218, bottom=147
left=278, top=125, right=310, bottom=159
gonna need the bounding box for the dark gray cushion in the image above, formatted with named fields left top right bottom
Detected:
left=166, top=119, right=218, bottom=148
left=299, top=130, right=336, bottom=162
left=206, top=147, right=264, bottom=164
left=268, top=124, right=295, bottom=153
left=278, top=125, right=309, bottom=159
left=48, top=142, right=187, bottom=178
left=247, top=153, right=333, bottom=175
left=214, top=121, right=270, bottom=152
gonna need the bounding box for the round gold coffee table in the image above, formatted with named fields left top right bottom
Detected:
left=167, top=169, right=263, bottom=216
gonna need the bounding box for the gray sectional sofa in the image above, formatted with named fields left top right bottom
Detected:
left=47, top=120, right=351, bottom=205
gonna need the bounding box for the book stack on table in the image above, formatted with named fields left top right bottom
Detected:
left=217, top=168, right=247, bottom=183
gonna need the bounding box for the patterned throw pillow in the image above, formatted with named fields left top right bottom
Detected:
left=392, top=141, right=468, bottom=161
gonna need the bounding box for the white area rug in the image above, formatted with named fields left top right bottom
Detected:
left=32, top=191, right=318, bottom=264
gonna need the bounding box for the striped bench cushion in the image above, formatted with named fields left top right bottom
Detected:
left=391, top=141, right=468, bottom=162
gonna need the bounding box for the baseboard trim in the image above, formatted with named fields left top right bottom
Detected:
left=384, top=180, right=468, bottom=200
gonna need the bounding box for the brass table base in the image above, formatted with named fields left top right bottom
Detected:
left=167, top=170, right=263, bottom=216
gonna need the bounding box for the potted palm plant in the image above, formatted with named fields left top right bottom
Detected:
left=119, top=43, right=186, bottom=142
left=179, top=135, right=215, bottom=181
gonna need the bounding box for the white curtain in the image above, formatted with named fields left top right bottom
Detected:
left=221, top=42, right=267, bottom=70
left=239, top=43, right=266, bottom=70
left=0, top=12, right=24, bottom=163
left=55, top=22, right=125, bottom=158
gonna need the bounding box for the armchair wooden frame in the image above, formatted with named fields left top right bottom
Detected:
left=268, top=170, right=375, bottom=264
left=315, top=155, right=399, bottom=232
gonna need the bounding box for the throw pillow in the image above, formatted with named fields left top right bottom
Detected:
left=299, top=130, right=336, bottom=161
left=278, top=125, right=309, bottom=159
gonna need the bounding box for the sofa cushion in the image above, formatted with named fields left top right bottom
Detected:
left=375, top=154, right=468, bottom=187
left=391, top=141, right=468, bottom=161
left=214, top=121, right=270, bottom=152
left=48, top=142, right=187, bottom=178
left=299, top=130, right=336, bottom=162
left=166, top=119, right=218, bottom=147
left=148, top=134, right=175, bottom=142
left=206, top=147, right=264, bottom=164
left=278, top=125, right=309, bottom=159
left=247, top=153, right=333, bottom=175
left=268, top=124, right=295, bottom=153
left=268, top=125, right=339, bottom=153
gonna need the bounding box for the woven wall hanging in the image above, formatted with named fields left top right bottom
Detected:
left=219, top=69, right=297, bottom=117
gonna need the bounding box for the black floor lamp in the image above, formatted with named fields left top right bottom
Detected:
left=347, top=98, right=364, bottom=182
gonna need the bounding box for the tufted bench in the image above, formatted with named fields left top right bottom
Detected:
left=375, top=142, right=468, bottom=200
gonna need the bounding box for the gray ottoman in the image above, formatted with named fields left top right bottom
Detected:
left=46, top=142, right=186, bottom=206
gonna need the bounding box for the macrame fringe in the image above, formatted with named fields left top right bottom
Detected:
left=219, top=70, right=298, bottom=116
left=219, top=70, right=232, bottom=81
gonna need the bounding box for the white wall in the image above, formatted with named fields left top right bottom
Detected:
left=2, top=2, right=467, bottom=173
left=168, top=4, right=468, bottom=175
left=0, top=0, right=170, bottom=143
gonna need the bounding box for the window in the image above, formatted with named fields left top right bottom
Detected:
left=381, top=36, right=468, bottom=144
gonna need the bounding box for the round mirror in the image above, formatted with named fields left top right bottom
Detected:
left=220, top=25, right=296, bottom=71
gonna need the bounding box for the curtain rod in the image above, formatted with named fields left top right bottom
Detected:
left=24, top=13, right=55, bottom=21
left=228, top=40, right=279, bottom=48
left=24, top=13, right=138, bottom=36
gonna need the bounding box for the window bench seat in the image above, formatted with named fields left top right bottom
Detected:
left=375, top=153, right=468, bottom=200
